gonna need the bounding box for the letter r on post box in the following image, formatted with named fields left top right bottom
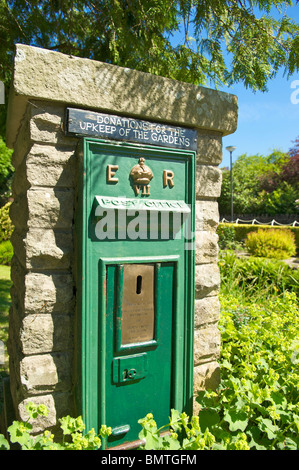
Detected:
left=163, top=170, right=175, bottom=188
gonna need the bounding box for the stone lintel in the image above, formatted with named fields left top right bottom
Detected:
left=6, top=44, right=238, bottom=148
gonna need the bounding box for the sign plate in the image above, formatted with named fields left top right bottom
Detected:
left=65, top=108, right=197, bottom=151
left=95, top=195, right=191, bottom=213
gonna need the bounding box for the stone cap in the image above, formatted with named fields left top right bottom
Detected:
left=6, top=44, right=238, bottom=148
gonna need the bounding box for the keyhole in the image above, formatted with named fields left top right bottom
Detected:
left=136, top=275, right=142, bottom=294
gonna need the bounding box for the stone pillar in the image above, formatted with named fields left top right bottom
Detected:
left=5, top=44, right=238, bottom=432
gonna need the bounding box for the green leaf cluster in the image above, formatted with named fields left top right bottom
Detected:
left=0, top=139, right=13, bottom=205
left=200, top=291, right=299, bottom=450
left=219, top=150, right=299, bottom=216
left=0, top=402, right=112, bottom=450
left=0, top=240, right=13, bottom=265
left=0, top=202, right=14, bottom=242
left=137, top=410, right=216, bottom=450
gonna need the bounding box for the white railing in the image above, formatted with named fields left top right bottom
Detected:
left=220, top=218, right=299, bottom=227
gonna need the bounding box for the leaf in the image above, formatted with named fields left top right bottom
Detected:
left=161, top=434, right=181, bottom=450
left=143, top=432, right=161, bottom=450
left=283, top=437, right=298, bottom=450
left=256, top=418, right=279, bottom=440
left=247, top=426, right=268, bottom=450
left=199, top=409, right=220, bottom=432
left=0, top=434, right=9, bottom=450
left=223, top=409, right=249, bottom=432
left=270, top=391, right=287, bottom=409
left=221, top=359, right=233, bottom=370
left=169, top=409, right=182, bottom=432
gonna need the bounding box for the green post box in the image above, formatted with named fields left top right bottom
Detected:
left=75, top=126, right=195, bottom=448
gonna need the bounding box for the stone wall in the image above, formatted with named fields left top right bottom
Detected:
left=4, top=44, right=237, bottom=432
left=8, top=101, right=78, bottom=431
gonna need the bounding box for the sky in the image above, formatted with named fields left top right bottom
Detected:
left=219, top=5, right=299, bottom=169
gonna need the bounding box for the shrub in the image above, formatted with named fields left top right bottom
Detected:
left=217, top=224, right=236, bottom=249
left=219, top=251, right=299, bottom=298
left=0, top=240, right=13, bottom=265
left=217, top=223, right=299, bottom=256
left=0, top=202, right=14, bottom=243
left=245, top=228, right=296, bottom=259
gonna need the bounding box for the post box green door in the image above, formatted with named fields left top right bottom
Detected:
left=75, top=138, right=195, bottom=448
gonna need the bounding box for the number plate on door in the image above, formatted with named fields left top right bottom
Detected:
left=112, top=353, right=148, bottom=384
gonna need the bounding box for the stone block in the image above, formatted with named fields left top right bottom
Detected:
left=196, top=130, right=223, bottom=165
left=194, top=296, right=220, bottom=328
left=195, top=200, right=219, bottom=232
left=193, top=362, right=221, bottom=413
left=7, top=45, right=238, bottom=148
left=26, top=144, right=76, bottom=188
left=195, top=263, right=220, bottom=299
left=196, top=165, right=222, bottom=199
left=18, top=392, right=75, bottom=434
left=20, top=353, right=72, bottom=395
left=29, top=102, right=78, bottom=146
left=9, top=195, right=28, bottom=230
left=11, top=104, right=31, bottom=169
left=20, top=314, right=73, bottom=355
left=18, top=395, right=57, bottom=433
left=21, top=272, right=74, bottom=316
left=27, top=188, right=74, bottom=229
left=194, top=327, right=221, bottom=365
left=195, top=230, right=219, bottom=265
left=194, top=362, right=221, bottom=391
left=12, top=229, right=73, bottom=270
left=11, top=157, right=30, bottom=196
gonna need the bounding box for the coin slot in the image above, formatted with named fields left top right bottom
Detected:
left=136, top=275, right=142, bottom=295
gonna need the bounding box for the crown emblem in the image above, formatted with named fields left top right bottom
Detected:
left=130, top=157, right=154, bottom=185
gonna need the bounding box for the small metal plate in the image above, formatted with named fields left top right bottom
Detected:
left=121, top=264, right=155, bottom=345
left=112, top=353, right=148, bottom=384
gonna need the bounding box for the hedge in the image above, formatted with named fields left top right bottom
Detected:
left=217, top=223, right=299, bottom=256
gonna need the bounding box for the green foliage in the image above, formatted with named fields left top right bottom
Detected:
left=0, top=265, right=11, bottom=377
left=245, top=228, right=296, bottom=259
left=0, top=402, right=112, bottom=450
left=137, top=410, right=217, bottom=450
left=0, top=138, right=13, bottom=205
left=0, top=240, right=13, bottom=265
left=0, top=202, right=14, bottom=242
left=217, top=224, right=244, bottom=250
left=0, top=139, right=13, bottom=186
left=219, top=151, right=299, bottom=216
left=197, top=291, right=299, bottom=450
left=261, top=183, right=299, bottom=215
left=219, top=250, right=299, bottom=298
left=217, top=223, right=299, bottom=256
